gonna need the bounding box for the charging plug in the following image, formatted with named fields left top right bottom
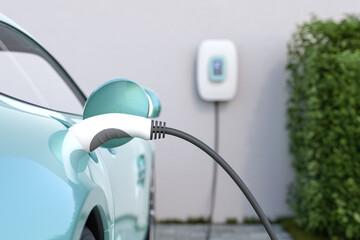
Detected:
left=69, top=114, right=278, bottom=240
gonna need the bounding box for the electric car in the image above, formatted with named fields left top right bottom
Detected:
left=0, top=14, right=158, bottom=240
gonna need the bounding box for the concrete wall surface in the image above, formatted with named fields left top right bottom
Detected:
left=2, top=0, right=359, bottom=222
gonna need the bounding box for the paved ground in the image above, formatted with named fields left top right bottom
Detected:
left=155, top=224, right=293, bottom=240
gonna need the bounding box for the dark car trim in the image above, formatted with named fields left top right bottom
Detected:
left=0, top=21, right=87, bottom=106
left=0, top=92, right=82, bottom=117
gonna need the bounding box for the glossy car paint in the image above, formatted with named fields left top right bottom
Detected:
left=0, top=14, right=154, bottom=240
left=83, top=79, right=151, bottom=148
left=0, top=95, right=112, bottom=239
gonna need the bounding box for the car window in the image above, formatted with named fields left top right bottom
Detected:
left=0, top=22, right=84, bottom=114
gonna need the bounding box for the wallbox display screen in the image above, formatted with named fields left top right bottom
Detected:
left=208, top=56, right=226, bottom=82
left=213, top=59, right=223, bottom=76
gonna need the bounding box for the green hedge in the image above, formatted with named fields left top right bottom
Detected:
left=287, top=15, right=360, bottom=239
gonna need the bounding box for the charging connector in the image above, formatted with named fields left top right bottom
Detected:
left=69, top=114, right=278, bottom=240
left=69, top=113, right=153, bottom=152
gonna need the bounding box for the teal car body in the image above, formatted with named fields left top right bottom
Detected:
left=0, top=15, right=155, bottom=240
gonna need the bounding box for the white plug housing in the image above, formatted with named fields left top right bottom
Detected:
left=69, top=113, right=152, bottom=152
left=196, top=40, right=238, bottom=102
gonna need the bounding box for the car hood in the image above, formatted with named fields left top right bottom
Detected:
left=0, top=95, right=104, bottom=239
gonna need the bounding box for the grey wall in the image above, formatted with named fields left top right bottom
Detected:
left=3, top=0, right=360, bottom=222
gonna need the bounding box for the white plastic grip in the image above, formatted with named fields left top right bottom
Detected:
left=69, top=113, right=152, bottom=152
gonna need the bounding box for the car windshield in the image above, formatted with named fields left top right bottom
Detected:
left=0, top=22, right=84, bottom=114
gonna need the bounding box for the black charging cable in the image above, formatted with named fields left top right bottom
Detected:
left=150, top=121, right=279, bottom=240
left=206, top=102, right=219, bottom=240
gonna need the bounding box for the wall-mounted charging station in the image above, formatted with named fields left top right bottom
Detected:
left=196, top=39, right=238, bottom=102
left=196, top=39, right=238, bottom=240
